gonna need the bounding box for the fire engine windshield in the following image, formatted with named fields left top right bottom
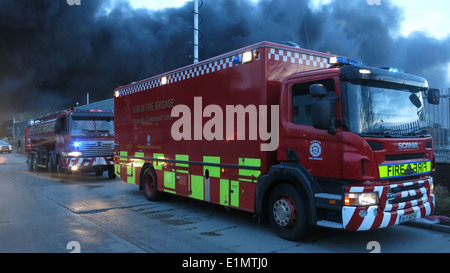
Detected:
left=69, top=116, right=114, bottom=137
left=346, top=81, right=426, bottom=136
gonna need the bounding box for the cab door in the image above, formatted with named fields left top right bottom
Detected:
left=279, top=74, right=342, bottom=180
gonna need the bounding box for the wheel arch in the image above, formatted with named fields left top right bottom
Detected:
left=139, top=163, right=155, bottom=189
left=256, top=162, right=318, bottom=226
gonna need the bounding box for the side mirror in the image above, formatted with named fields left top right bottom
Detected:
left=427, top=88, right=440, bottom=105
left=409, top=93, right=422, bottom=108
left=55, top=117, right=66, bottom=135
left=310, top=84, right=328, bottom=98
left=310, top=84, right=332, bottom=131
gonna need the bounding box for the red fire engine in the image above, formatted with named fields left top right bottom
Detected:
left=114, top=41, right=439, bottom=240
left=26, top=108, right=116, bottom=181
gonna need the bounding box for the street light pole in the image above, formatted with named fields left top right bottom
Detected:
left=9, top=113, right=15, bottom=141
left=193, top=0, right=199, bottom=64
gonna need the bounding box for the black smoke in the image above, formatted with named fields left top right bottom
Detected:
left=0, top=0, right=449, bottom=122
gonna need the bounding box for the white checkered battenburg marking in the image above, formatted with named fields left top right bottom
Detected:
left=268, top=48, right=330, bottom=68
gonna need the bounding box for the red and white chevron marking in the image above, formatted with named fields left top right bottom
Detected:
left=342, top=178, right=434, bottom=231
left=66, top=157, right=113, bottom=168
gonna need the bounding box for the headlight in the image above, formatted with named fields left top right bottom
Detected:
left=345, top=192, right=379, bottom=206
left=68, top=151, right=83, bottom=157
left=429, top=180, right=434, bottom=195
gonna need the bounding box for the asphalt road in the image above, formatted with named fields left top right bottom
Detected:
left=0, top=151, right=449, bottom=255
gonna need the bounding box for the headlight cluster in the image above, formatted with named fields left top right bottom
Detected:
left=68, top=151, right=83, bottom=157
left=344, top=192, right=379, bottom=206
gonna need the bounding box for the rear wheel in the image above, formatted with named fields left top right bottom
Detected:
left=142, top=167, right=162, bottom=201
left=108, top=166, right=116, bottom=179
left=267, top=183, right=309, bottom=241
left=57, top=156, right=68, bottom=182
left=33, top=155, right=39, bottom=173
left=48, top=154, right=56, bottom=178
left=27, top=154, right=34, bottom=172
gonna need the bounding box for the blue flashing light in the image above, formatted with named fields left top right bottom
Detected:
left=329, top=56, right=362, bottom=66
left=380, top=67, right=404, bottom=73
left=233, top=56, right=241, bottom=65
left=73, top=141, right=81, bottom=148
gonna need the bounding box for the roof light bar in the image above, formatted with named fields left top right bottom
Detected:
left=329, top=56, right=362, bottom=66
left=380, top=67, right=404, bottom=73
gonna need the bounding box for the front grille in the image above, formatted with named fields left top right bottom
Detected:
left=78, top=141, right=114, bottom=157
left=383, top=181, right=427, bottom=211
left=388, top=175, right=420, bottom=183
left=385, top=153, right=424, bottom=161
left=389, top=193, right=424, bottom=204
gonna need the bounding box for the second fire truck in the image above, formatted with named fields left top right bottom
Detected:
left=26, top=108, right=115, bottom=180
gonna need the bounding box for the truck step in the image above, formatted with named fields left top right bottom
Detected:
left=317, top=220, right=343, bottom=229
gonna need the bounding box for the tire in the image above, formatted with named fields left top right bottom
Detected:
left=33, top=155, right=39, bottom=173
left=57, top=156, right=67, bottom=182
left=142, top=167, right=162, bottom=201
left=48, top=154, right=56, bottom=178
left=27, top=154, right=34, bottom=172
left=267, top=183, right=309, bottom=241
left=108, top=167, right=116, bottom=179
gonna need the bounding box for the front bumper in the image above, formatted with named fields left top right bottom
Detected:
left=1, top=147, right=12, bottom=152
left=318, top=178, right=435, bottom=231
left=64, top=156, right=114, bottom=172
left=342, top=195, right=434, bottom=231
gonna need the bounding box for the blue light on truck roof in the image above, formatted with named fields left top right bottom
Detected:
left=380, top=67, right=404, bottom=73
left=329, top=56, right=362, bottom=66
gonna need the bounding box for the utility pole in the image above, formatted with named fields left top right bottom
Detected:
left=193, top=0, right=199, bottom=63
left=9, top=113, right=15, bottom=141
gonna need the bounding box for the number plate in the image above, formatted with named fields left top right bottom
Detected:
left=378, top=160, right=431, bottom=179
left=400, top=213, right=417, bottom=223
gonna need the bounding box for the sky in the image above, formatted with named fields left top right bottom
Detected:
left=0, top=0, right=449, bottom=123
left=126, top=0, right=450, bottom=39
left=125, top=0, right=450, bottom=87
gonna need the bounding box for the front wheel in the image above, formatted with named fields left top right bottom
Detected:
left=267, top=183, right=309, bottom=241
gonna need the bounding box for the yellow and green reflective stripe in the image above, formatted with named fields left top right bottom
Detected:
left=220, top=179, right=229, bottom=206
left=230, top=180, right=239, bottom=207
left=126, top=152, right=146, bottom=184
left=190, top=175, right=204, bottom=200
left=115, top=151, right=128, bottom=177
left=164, top=171, right=175, bottom=189
left=238, top=158, right=261, bottom=178
left=176, top=154, right=189, bottom=174
left=176, top=154, right=189, bottom=167
left=153, top=153, right=164, bottom=170
left=203, top=156, right=220, bottom=178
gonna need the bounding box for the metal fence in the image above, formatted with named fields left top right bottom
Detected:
left=425, top=88, right=450, bottom=162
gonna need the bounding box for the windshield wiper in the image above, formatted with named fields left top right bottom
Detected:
left=404, top=127, right=428, bottom=136
left=380, top=128, right=409, bottom=137
left=362, top=128, right=405, bottom=137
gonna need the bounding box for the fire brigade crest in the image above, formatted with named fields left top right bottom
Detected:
left=309, top=140, right=322, bottom=160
